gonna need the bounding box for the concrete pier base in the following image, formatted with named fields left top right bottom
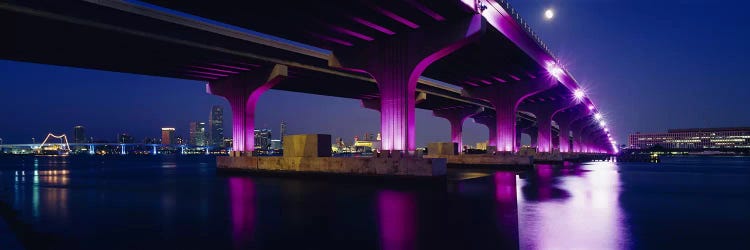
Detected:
left=217, top=155, right=447, bottom=177
left=532, top=152, right=564, bottom=163
left=425, top=153, right=532, bottom=167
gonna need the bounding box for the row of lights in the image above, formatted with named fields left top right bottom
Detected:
left=547, top=61, right=618, bottom=154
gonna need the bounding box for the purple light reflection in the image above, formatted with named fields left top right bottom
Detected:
left=377, top=191, right=416, bottom=250
left=230, top=177, right=256, bottom=248
left=518, top=163, right=627, bottom=249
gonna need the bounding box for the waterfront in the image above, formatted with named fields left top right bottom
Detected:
left=1, top=156, right=749, bottom=249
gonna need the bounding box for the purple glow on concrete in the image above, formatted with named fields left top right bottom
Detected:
left=310, top=32, right=353, bottom=46
left=492, top=76, right=507, bottom=83
left=371, top=5, right=420, bottom=29
left=206, top=66, right=285, bottom=152
left=508, top=74, right=521, bottom=81
left=377, top=191, right=416, bottom=250
left=464, top=81, right=480, bottom=87
left=186, top=70, right=229, bottom=77
left=329, top=25, right=375, bottom=41
left=404, top=0, right=446, bottom=21
left=367, top=15, right=483, bottom=151
left=480, top=79, right=493, bottom=85
left=230, top=177, right=256, bottom=248
left=189, top=65, right=240, bottom=74
left=588, top=105, right=595, bottom=110
left=352, top=17, right=396, bottom=35
left=527, top=72, right=537, bottom=79
left=209, top=63, right=252, bottom=71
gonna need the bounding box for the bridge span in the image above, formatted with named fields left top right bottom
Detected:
left=1, top=0, right=616, bottom=155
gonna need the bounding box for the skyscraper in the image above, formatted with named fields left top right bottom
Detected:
left=190, top=122, right=207, bottom=146
left=280, top=121, right=287, bottom=140
left=209, top=106, right=224, bottom=147
left=73, top=125, right=86, bottom=143
left=254, top=129, right=272, bottom=150
left=161, top=128, right=175, bottom=145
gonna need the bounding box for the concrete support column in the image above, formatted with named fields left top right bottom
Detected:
left=463, top=79, right=559, bottom=152
left=207, top=64, right=287, bottom=152
left=332, top=15, right=484, bottom=153
left=519, top=90, right=576, bottom=152
left=473, top=112, right=497, bottom=147
left=570, top=118, right=593, bottom=153
left=433, top=107, right=482, bottom=153
left=555, top=105, right=592, bottom=153
left=528, top=128, right=539, bottom=148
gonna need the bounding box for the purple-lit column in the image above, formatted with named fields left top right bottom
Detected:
left=332, top=15, right=485, bottom=153
left=433, top=107, right=482, bottom=153
left=570, top=118, right=593, bottom=153
left=552, top=105, right=590, bottom=153
left=207, top=64, right=287, bottom=152
left=519, top=95, right=576, bottom=152
left=526, top=127, right=538, bottom=148
left=473, top=113, right=497, bottom=147
left=463, top=79, right=558, bottom=152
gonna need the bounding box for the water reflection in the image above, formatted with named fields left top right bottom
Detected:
left=229, top=177, right=256, bottom=249
left=494, top=172, right=519, bottom=249
left=377, top=190, right=416, bottom=250
left=12, top=168, right=70, bottom=224
left=518, top=162, right=628, bottom=250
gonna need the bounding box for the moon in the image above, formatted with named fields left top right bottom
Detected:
left=544, top=9, right=554, bottom=20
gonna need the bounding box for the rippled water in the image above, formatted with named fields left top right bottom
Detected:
left=0, top=155, right=749, bottom=249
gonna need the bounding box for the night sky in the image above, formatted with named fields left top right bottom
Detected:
left=1, top=0, right=749, bottom=146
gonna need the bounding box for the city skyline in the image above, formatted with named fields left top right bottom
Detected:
left=2, top=1, right=750, bottom=148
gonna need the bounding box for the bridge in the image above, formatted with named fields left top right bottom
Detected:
left=1, top=0, right=616, bottom=158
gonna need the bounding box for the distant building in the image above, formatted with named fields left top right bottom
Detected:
left=161, top=128, right=175, bottom=145
left=118, top=133, right=134, bottom=143
left=73, top=125, right=86, bottom=143
left=189, top=122, right=207, bottom=146
left=209, top=106, right=224, bottom=147
left=254, top=129, right=272, bottom=150
left=629, top=127, right=750, bottom=150
left=175, top=136, right=184, bottom=145
left=280, top=121, right=287, bottom=141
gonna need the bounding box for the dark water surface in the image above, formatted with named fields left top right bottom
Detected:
left=1, top=155, right=749, bottom=249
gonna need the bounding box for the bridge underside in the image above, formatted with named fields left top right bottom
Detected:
left=0, top=0, right=612, bottom=154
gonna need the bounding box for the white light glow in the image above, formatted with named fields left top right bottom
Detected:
left=546, top=61, right=564, bottom=80
left=573, top=89, right=585, bottom=101
left=599, top=121, right=607, bottom=127
left=544, top=9, right=554, bottom=20
left=594, top=113, right=603, bottom=120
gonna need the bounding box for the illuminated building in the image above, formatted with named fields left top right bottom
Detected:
left=209, top=105, right=224, bottom=146
left=254, top=129, right=272, bottom=150
left=189, top=122, right=207, bottom=146
left=161, top=128, right=175, bottom=145
left=73, top=125, right=86, bottom=143
left=629, top=127, right=750, bottom=150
